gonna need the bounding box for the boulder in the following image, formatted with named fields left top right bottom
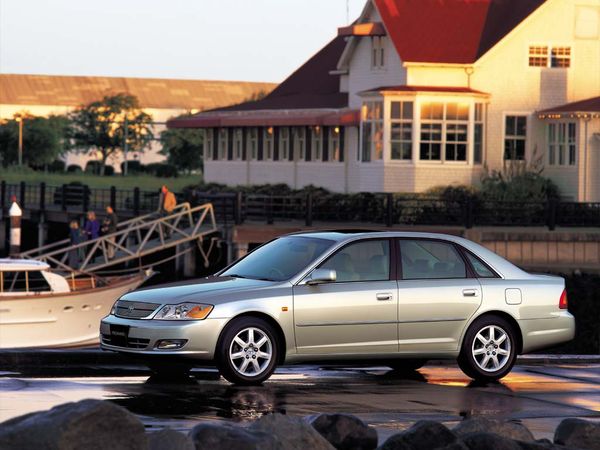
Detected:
left=378, top=421, right=457, bottom=450
left=0, top=399, right=146, bottom=450
left=461, top=432, right=522, bottom=450
left=149, top=429, right=194, bottom=450
left=249, top=413, right=335, bottom=449
left=554, top=418, right=600, bottom=450
left=454, top=418, right=535, bottom=442
left=188, top=422, right=277, bottom=450
left=309, top=413, right=378, bottom=450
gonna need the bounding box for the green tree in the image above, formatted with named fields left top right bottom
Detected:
left=0, top=114, right=69, bottom=167
left=159, top=121, right=204, bottom=174
left=69, top=93, right=154, bottom=175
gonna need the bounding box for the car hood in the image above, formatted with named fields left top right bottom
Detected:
left=119, top=276, right=278, bottom=304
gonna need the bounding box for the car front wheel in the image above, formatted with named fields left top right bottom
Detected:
left=458, top=315, right=517, bottom=382
left=216, top=317, right=278, bottom=385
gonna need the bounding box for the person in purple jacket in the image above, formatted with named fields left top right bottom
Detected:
left=84, top=211, right=100, bottom=240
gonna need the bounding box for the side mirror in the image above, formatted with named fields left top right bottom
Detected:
left=306, top=269, right=336, bottom=286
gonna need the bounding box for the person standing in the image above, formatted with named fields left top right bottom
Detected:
left=101, top=206, right=119, bottom=259
left=160, top=185, right=177, bottom=215
left=68, top=220, right=82, bottom=269
left=84, top=211, right=100, bottom=240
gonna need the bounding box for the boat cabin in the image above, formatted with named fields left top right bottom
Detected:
left=0, top=259, right=70, bottom=296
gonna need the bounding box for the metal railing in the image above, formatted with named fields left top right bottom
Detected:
left=19, top=202, right=218, bottom=273
left=2, top=181, right=600, bottom=229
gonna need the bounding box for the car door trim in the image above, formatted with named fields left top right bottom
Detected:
left=398, top=318, right=466, bottom=324
left=297, top=320, right=397, bottom=327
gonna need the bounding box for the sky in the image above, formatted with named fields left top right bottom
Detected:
left=0, top=0, right=366, bottom=83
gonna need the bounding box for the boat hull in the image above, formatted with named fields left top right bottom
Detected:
left=0, top=275, right=146, bottom=349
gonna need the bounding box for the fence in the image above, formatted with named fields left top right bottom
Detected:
left=1, top=181, right=599, bottom=229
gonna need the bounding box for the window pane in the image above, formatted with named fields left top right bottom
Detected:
left=391, top=101, right=401, bottom=119
left=400, top=240, right=466, bottom=279
left=474, top=123, right=483, bottom=164
left=465, top=253, right=496, bottom=278
left=320, top=240, right=390, bottom=282
left=516, top=117, right=527, bottom=136
left=403, top=102, right=413, bottom=120
left=362, top=123, right=371, bottom=162
left=374, top=122, right=383, bottom=159
left=431, top=103, right=443, bottom=120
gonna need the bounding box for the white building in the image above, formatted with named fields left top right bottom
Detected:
left=169, top=0, right=600, bottom=201
left=0, top=74, right=275, bottom=172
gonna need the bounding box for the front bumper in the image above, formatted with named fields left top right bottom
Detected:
left=100, top=314, right=229, bottom=360
left=519, top=311, right=576, bottom=354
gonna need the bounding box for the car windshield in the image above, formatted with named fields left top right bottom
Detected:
left=221, top=236, right=335, bottom=282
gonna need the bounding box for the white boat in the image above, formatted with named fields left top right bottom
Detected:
left=0, top=259, right=148, bottom=349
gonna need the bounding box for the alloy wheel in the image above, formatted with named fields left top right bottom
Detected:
left=471, top=324, right=511, bottom=372
left=228, top=327, right=273, bottom=376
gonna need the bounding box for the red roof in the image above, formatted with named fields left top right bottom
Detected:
left=374, top=0, right=546, bottom=64
left=169, top=36, right=347, bottom=128
left=360, top=85, right=489, bottom=95
left=538, top=96, right=600, bottom=114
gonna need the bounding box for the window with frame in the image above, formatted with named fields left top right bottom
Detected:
left=233, top=128, right=243, bottom=160
left=218, top=128, right=227, bottom=160
left=204, top=129, right=214, bottom=161
left=464, top=252, right=497, bottom=278
left=528, top=45, right=571, bottom=68
left=264, top=128, right=274, bottom=160
left=293, top=127, right=305, bottom=161
left=361, top=101, right=383, bottom=162
left=1, top=271, right=51, bottom=293
left=419, top=102, right=443, bottom=161
left=311, top=126, right=322, bottom=161
left=445, top=103, right=469, bottom=161
left=371, top=36, right=386, bottom=69
left=247, top=128, right=258, bottom=160
left=319, top=239, right=390, bottom=282
left=504, top=116, right=527, bottom=160
left=400, top=240, right=466, bottom=280
left=328, top=127, right=342, bottom=162
left=390, top=101, right=413, bottom=160
left=279, top=127, right=290, bottom=161
left=548, top=122, right=576, bottom=166
left=474, top=103, right=484, bottom=164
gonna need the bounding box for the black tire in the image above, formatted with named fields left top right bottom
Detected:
left=457, top=315, right=517, bottom=382
left=388, top=359, right=427, bottom=371
left=216, top=317, right=279, bottom=385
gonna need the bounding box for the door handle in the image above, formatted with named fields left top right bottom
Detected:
left=376, top=292, right=393, bottom=301
left=462, top=289, right=478, bottom=297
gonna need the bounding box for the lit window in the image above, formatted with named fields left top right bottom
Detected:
left=233, top=128, right=243, bottom=160
left=548, top=123, right=576, bottom=166
left=247, top=128, right=258, bottom=160
left=473, top=103, right=485, bottom=164
left=419, top=103, right=443, bottom=161
left=551, top=47, right=571, bottom=68
left=361, top=101, right=383, bottom=162
left=293, top=127, right=305, bottom=161
left=528, top=46, right=548, bottom=67
left=328, top=127, right=343, bottom=162
left=204, top=129, right=214, bottom=160
left=279, top=127, right=290, bottom=161
left=310, top=126, right=322, bottom=161
left=264, top=128, right=274, bottom=160
left=371, top=36, right=386, bottom=69
left=218, top=128, right=227, bottom=160
left=504, top=116, right=527, bottom=161
left=390, top=101, right=413, bottom=160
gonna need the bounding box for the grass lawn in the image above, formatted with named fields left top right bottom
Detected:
left=0, top=168, right=201, bottom=192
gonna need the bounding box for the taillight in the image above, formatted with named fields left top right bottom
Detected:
left=559, top=289, right=568, bottom=310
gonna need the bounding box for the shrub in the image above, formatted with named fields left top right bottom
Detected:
left=66, top=164, right=83, bottom=173
left=85, top=160, right=102, bottom=174
left=48, top=160, right=66, bottom=172
left=145, top=163, right=178, bottom=178
left=103, top=165, right=115, bottom=176
left=120, top=160, right=145, bottom=174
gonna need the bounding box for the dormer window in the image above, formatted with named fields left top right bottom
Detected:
left=371, top=36, right=386, bottom=69
left=528, top=45, right=571, bottom=68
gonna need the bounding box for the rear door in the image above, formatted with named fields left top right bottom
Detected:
left=397, top=239, right=482, bottom=353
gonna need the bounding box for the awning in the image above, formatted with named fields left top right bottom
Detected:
left=168, top=109, right=360, bottom=129
left=537, top=96, right=600, bottom=119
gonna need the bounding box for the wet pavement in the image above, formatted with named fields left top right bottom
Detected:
left=1, top=363, right=599, bottom=443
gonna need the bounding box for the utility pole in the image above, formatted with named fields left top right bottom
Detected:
left=123, top=116, right=129, bottom=176
left=15, top=117, right=23, bottom=166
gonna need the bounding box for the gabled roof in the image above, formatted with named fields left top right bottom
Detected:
left=169, top=36, right=348, bottom=127
left=374, top=0, right=547, bottom=64
left=0, top=74, right=276, bottom=110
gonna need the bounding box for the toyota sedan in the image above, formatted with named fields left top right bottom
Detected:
left=100, top=231, right=575, bottom=385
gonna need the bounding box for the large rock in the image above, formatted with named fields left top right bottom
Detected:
left=554, top=418, right=600, bottom=450
left=461, top=432, right=522, bottom=450
left=0, top=399, right=146, bottom=450
left=454, top=418, right=535, bottom=442
left=378, top=421, right=457, bottom=450
left=149, top=429, right=195, bottom=450
left=309, top=413, right=378, bottom=450
left=188, top=422, right=277, bottom=450
left=249, top=413, right=335, bottom=450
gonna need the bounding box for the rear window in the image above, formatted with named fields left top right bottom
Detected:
left=465, top=252, right=497, bottom=278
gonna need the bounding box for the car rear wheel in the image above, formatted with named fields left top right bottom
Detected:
left=458, top=315, right=517, bottom=382
left=217, top=317, right=278, bottom=385
left=388, top=359, right=427, bottom=371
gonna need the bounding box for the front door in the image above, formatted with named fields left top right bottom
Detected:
left=397, top=239, right=482, bottom=353
left=293, top=239, right=398, bottom=355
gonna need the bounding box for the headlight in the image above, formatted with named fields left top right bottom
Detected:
left=153, top=303, right=213, bottom=321
left=110, top=301, right=118, bottom=315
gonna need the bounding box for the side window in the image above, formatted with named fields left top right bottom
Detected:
left=400, top=240, right=466, bottom=279
left=319, top=240, right=390, bottom=282
left=465, top=252, right=497, bottom=278
left=28, top=271, right=52, bottom=292
left=2, top=271, right=27, bottom=292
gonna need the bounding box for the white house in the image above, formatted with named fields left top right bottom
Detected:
left=169, top=0, right=600, bottom=201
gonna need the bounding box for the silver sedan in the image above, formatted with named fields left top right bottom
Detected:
left=100, top=231, right=575, bottom=385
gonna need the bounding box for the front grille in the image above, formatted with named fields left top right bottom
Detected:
left=101, top=334, right=150, bottom=349
left=114, top=300, right=161, bottom=319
